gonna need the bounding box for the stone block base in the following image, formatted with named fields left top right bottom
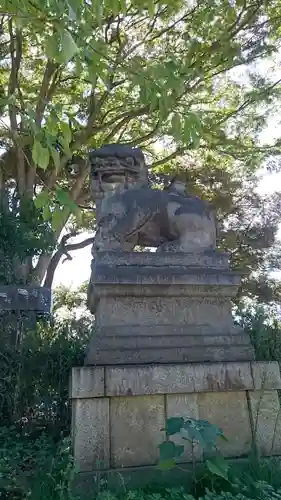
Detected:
left=86, top=251, right=255, bottom=364
left=71, top=361, right=281, bottom=473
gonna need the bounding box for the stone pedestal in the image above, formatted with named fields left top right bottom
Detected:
left=85, top=251, right=254, bottom=364
left=71, top=361, right=281, bottom=477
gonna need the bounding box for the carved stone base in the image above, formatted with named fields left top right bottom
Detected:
left=70, top=361, right=281, bottom=475
left=85, top=251, right=254, bottom=365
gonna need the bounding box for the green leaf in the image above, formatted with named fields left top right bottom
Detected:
left=32, top=140, right=50, bottom=170
left=147, top=1, right=155, bottom=17
left=56, top=187, right=72, bottom=206
left=56, top=187, right=78, bottom=214
left=165, top=417, right=184, bottom=436
left=52, top=206, right=69, bottom=231
left=171, top=113, right=182, bottom=141
left=34, top=190, right=49, bottom=209
left=206, top=456, right=230, bottom=482
left=93, top=1, right=103, bottom=27
left=60, top=30, right=78, bottom=63
left=158, top=440, right=177, bottom=460
left=60, top=122, right=72, bottom=145
left=174, top=444, right=184, bottom=457
left=45, top=34, right=59, bottom=61
left=158, top=459, right=176, bottom=470
left=42, top=204, right=52, bottom=221
left=50, top=148, right=61, bottom=170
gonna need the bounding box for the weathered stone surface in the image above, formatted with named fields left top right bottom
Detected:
left=94, top=266, right=241, bottom=289
left=95, top=334, right=251, bottom=350
left=71, top=367, right=104, bottom=398
left=248, top=390, right=281, bottom=455
left=166, top=394, right=201, bottom=462
left=90, top=144, right=217, bottom=259
left=95, top=296, right=234, bottom=327
left=93, top=324, right=245, bottom=337
left=105, top=362, right=257, bottom=395
left=85, top=144, right=254, bottom=365
left=85, top=345, right=255, bottom=365
left=198, top=392, right=252, bottom=457
left=251, top=362, right=281, bottom=390
left=72, top=398, right=109, bottom=471
left=110, top=395, right=165, bottom=467
left=97, top=251, right=230, bottom=269
left=193, top=362, right=253, bottom=392
left=106, top=365, right=195, bottom=396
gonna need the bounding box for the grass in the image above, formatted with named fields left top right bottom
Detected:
left=2, top=426, right=281, bottom=500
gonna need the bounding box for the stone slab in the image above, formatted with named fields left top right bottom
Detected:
left=72, top=398, right=109, bottom=471
left=193, top=362, right=254, bottom=392
left=110, top=395, right=165, bottom=467
left=94, top=266, right=240, bottom=288
left=106, top=365, right=195, bottom=396
left=105, top=362, right=255, bottom=396
left=71, top=367, right=105, bottom=398
left=85, top=345, right=255, bottom=365
left=248, top=390, right=281, bottom=455
left=94, top=283, right=240, bottom=298
left=251, top=362, right=281, bottom=390
left=198, top=392, right=252, bottom=457
left=92, top=324, right=245, bottom=337
left=95, top=296, right=234, bottom=327
left=93, top=251, right=230, bottom=269
left=93, top=334, right=252, bottom=350
left=166, top=393, right=201, bottom=462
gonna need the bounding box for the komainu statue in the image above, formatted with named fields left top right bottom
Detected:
left=90, top=144, right=217, bottom=254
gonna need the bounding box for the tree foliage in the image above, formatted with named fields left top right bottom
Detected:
left=1, top=0, right=281, bottom=288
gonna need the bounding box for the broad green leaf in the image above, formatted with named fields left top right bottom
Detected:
left=171, top=113, right=182, bottom=141
left=45, top=34, right=59, bottom=61
left=165, top=417, right=184, bottom=436
left=68, top=0, right=82, bottom=13
left=158, top=440, right=177, bottom=460
left=46, top=115, right=58, bottom=136
left=56, top=187, right=77, bottom=212
left=60, top=30, right=78, bottom=63
left=56, top=187, right=72, bottom=206
left=50, top=148, right=61, bottom=171
left=93, top=1, right=103, bottom=26
left=32, top=140, right=50, bottom=170
left=206, top=456, right=230, bottom=482
left=158, top=96, right=169, bottom=121
left=147, top=1, right=155, bottom=17
left=34, top=190, right=50, bottom=209
left=60, top=122, right=72, bottom=145
left=43, top=204, right=52, bottom=221
left=52, top=206, right=69, bottom=231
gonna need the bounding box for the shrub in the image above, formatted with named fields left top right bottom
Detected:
left=0, top=317, right=90, bottom=432
left=0, top=426, right=74, bottom=500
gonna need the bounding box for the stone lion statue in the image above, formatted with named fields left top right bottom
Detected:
left=89, top=144, right=217, bottom=254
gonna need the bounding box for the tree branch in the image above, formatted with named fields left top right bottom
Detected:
left=43, top=234, right=94, bottom=288
left=151, top=147, right=186, bottom=168
left=35, top=60, right=58, bottom=125
left=8, top=19, right=25, bottom=196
